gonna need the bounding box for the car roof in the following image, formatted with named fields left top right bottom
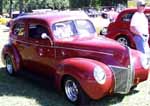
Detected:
left=116, top=7, right=150, bottom=21
left=120, top=7, right=150, bottom=13
left=14, top=11, right=89, bottom=24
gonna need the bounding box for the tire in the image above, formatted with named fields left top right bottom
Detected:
left=5, top=55, right=16, bottom=76
left=63, top=77, right=90, bottom=105
left=116, top=36, right=130, bottom=47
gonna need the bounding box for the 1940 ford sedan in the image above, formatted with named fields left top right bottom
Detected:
left=1, top=11, right=149, bottom=105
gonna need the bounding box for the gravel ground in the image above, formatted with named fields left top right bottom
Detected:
left=0, top=25, right=150, bottom=106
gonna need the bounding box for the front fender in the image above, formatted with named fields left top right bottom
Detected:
left=1, top=44, right=22, bottom=72
left=131, top=49, right=149, bottom=84
left=55, top=58, right=114, bottom=100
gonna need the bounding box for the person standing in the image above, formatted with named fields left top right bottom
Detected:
left=130, top=0, right=149, bottom=54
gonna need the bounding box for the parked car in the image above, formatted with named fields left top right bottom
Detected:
left=106, top=8, right=150, bottom=48
left=1, top=11, right=149, bottom=105
left=82, top=7, right=100, bottom=17
left=100, top=13, right=110, bottom=35
left=0, top=15, right=10, bottom=25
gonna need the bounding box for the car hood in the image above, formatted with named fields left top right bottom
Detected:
left=55, top=36, right=130, bottom=67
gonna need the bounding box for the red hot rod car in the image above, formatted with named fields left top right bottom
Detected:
left=106, top=8, right=150, bottom=48
left=1, top=11, right=149, bottom=105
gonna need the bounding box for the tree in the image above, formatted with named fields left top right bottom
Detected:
left=9, top=0, right=13, bottom=17
left=91, top=0, right=101, bottom=9
left=53, top=0, right=69, bottom=10
left=1, top=0, right=128, bottom=15
left=69, top=0, right=91, bottom=9
left=19, top=0, right=23, bottom=13
left=101, top=0, right=127, bottom=6
left=0, top=0, right=3, bottom=15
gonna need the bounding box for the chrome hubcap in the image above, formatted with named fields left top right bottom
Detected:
left=6, top=57, right=13, bottom=74
left=65, top=80, right=79, bottom=102
left=117, top=37, right=128, bottom=46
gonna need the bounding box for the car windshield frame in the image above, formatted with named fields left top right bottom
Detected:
left=51, top=19, right=96, bottom=40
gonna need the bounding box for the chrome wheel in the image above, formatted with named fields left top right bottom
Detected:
left=117, top=37, right=129, bottom=46
left=65, top=79, right=79, bottom=102
left=6, top=56, right=14, bottom=75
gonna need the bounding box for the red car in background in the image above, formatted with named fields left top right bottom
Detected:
left=1, top=11, right=149, bottom=105
left=106, top=8, right=150, bottom=49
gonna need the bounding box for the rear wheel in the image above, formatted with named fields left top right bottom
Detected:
left=5, top=55, right=16, bottom=76
left=116, top=36, right=130, bottom=47
left=63, top=77, right=90, bottom=105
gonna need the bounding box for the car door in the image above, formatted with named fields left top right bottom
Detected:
left=25, top=19, right=56, bottom=77
left=11, top=19, right=28, bottom=67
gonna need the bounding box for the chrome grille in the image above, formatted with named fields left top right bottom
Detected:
left=110, top=66, right=131, bottom=93
left=109, top=47, right=134, bottom=94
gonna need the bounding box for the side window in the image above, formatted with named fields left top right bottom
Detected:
left=13, top=23, right=25, bottom=36
left=75, top=19, right=95, bottom=34
left=52, top=21, right=76, bottom=39
left=122, top=13, right=133, bottom=22
left=28, top=24, right=48, bottom=39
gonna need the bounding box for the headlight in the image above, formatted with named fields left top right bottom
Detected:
left=140, top=54, right=149, bottom=70
left=93, top=66, right=106, bottom=84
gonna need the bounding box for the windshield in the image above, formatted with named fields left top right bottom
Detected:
left=52, top=19, right=96, bottom=40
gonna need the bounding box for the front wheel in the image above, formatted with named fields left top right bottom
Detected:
left=63, top=77, right=90, bottom=105
left=5, top=55, right=16, bottom=76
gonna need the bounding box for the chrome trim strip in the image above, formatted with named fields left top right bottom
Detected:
left=127, top=46, right=135, bottom=90
left=10, top=37, right=114, bottom=56
left=109, top=65, right=128, bottom=70
left=54, top=46, right=114, bottom=56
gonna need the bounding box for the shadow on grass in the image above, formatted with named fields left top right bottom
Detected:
left=90, top=89, right=139, bottom=106
left=0, top=67, right=139, bottom=106
left=0, top=67, right=72, bottom=106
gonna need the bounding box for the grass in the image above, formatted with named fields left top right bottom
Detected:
left=0, top=68, right=150, bottom=106
left=0, top=25, right=150, bottom=106
left=0, top=68, right=72, bottom=106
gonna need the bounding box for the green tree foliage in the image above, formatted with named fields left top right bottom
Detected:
left=0, top=0, right=3, bottom=14
left=69, top=0, right=91, bottom=9
left=53, top=0, right=69, bottom=10
left=0, top=0, right=128, bottom=15
left=24, top=0, right=69, bottom=11
left=91, top=0, right=101, bottom=9
left=101, top=0, right=127, bottom=6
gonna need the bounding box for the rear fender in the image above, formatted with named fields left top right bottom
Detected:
left=108, top=30, right=135, bottom=48
left=2, top=44, right=22, bottom=72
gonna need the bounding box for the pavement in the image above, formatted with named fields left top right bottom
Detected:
left=0, top=25, right=9, bottom=47
left=0, top=24, right=9, bottom=30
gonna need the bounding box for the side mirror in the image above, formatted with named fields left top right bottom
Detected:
left=41, top=33, right=49, bottom=39
left=41, top=33, right=53, bottom=46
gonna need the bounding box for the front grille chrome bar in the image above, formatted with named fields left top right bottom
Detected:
left=109, top=47, right=134, bottom=94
